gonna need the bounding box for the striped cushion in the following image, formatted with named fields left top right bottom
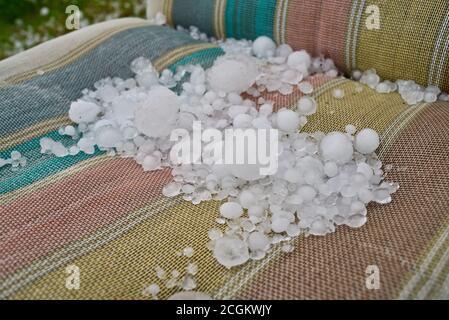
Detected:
left=1, top=17, right=448, bottom=300
left=163, top=0, right=449, bottom=92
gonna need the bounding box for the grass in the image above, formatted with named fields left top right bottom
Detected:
left=0, top=0, right=146, bottom=60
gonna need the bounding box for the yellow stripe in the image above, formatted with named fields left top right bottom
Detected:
left=358, top=0, right=446, bottom=87
left=8, top=199, right=235, bottom=300
left=0, top=116, right=71, bottom=152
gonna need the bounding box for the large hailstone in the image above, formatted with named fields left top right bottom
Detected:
left=252, top=36, right=276, bottom=58
left=354, top=128, right=380, bottom=154
left=134, top=86, right=180, bottom=138
left=213, top=236, right=249, bottom=269
left=207, top=54, right=259, bottom=93
left=319, top=132, right=354, bottom=164
left=69, top=100, right=101, bottom=124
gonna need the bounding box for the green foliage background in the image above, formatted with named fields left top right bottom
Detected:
left=0, top=0, right=146, bottom=60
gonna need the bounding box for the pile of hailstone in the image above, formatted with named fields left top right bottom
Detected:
left=352, top=68, right=449, bottom=105
left=0, top=151, right=27, bottom=171
left=39, top=34, right=399, bottom=269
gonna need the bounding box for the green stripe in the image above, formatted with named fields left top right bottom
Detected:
left=0, top=131, right=100, bottom=195
left=225, top=0, right=277, bottom=39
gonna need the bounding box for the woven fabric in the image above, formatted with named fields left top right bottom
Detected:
left=164, top=0, right=449, bottom=92
left=1, top=17, right=449, bottom=300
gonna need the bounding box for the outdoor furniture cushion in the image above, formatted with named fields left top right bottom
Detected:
left=0, top=9, right=448, bottom=300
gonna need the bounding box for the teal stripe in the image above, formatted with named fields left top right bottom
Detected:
left=168, top=47, right=224, bottom=72
left=224, top=0, right=277, bottom=40
left=255, top=0, right=277, bottom=38
left=225, top=0, right=238, bottom=38
left=0, top=131, right=99, bottom=195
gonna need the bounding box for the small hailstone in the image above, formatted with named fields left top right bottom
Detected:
left=183, top=247, right=195, bottom=258
left=248, top=206, right=264, bottom=218
left=172, top=270, right=180, bottom=278
left=68, top=146, right=80, bottom=156
left=281, top=244, right=294, bottom=253
left=271, top=218, right=290, bottom=233
left=352, top=70, right=362, bottom=80
left=130, top=57, right=153, bottom=74
left=239, top=190, right=257, bottom=209
left=247, top=232, right=269, bottom=251
left=69, top=100, right=101, bottom=124
left=320, top=132, right=353, bottom=164
left=252, top=36, right=276, bottom=58
left=213, top=236, right=249, bottom=268
left=298, top=81, right=314, bottom=94
left=52, top=142, right=69, bottom=158
left=147, top=284, right=160, bottom=296
left=345, top=124, right=357, bottom=135
left=354, top=128, right=380, bottom=154
left=162, top=182, right=182, bottom=197
left=181, top=275, right=197, bottom=291
left=276, top=108, right=300, bottom=132
left=287, top=51, right=312, bottom=71
left=324, top=161, right=339, bottom=177
left=10, top=150, right=21, bottom=161
left=142, top=155, right=161, bottom=171
left=134, top=86, right=180, bottom=138
left=220, top=202, right=244, bottom=219
left=332, top=88, right=345, bottom=99
left=36, top=69, right=45, bottom=76
left=297, top=96, right=317, bottom=116
left=276, top=44, right=293, bottom=58
left=207, top=54, right=259, bottom=93
left=155, top=266, right=166, bottom=280
left=424, top=91, right=437, bottom=103
left=186, top=263, right=198, bottom=275
left=208, top=229, right=223, bottom=240
left=95, top=126, right=122, bottom=148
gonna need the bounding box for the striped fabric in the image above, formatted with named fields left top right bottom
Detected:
left=163, top=0, right=449, bottom=92
left=1, top=15, right=448, bottom=300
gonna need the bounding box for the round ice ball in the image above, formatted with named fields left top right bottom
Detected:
left=134, top=86, right=180, bottom=138
left=220, top=202, right=244, bottom=219
left=297, top=96, right=317, bottom=116
left=252, top=36, right=276, bottom=58
left=207, top=54, right=259, bottom=93
left=287, top=50, right=312, bottom=70
left=354, top=128, right=380, bottom=154
left=69, top=100, right=101, bottom=124
left=319, top=132, right=354, bottom=164
left=276, top=108, right=300, bottom=133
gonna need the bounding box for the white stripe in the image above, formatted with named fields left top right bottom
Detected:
left=434, top=28, right=449, bottom=85
left=428, top=9, right=449, bottom=84
left=398, top=224, right=449, bottom=299
left=415, top=238, right=449, bottom=299
left=281, top=0, right=289, bottom=44
left=345, top=0, right=360, bottom=70
left=351, top=0, right=366, bottom=69
left=436, top=269, right=449, bottom=299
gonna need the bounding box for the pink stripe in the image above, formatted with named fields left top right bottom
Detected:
left=285, top=0, right=352, bottom=71
left=0, top=158, right=172, bottom=277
